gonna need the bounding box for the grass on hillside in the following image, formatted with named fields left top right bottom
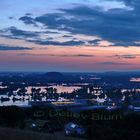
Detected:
left=0, top=127, right=85, bottom=140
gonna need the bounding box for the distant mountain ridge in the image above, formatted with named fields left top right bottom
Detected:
left=45, top=72, right=64, bottom=78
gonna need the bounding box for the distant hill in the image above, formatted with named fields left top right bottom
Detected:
left=44, top=72, right=65, bottom=82
left=45, top=72, right=64, bottom=78
left=43, top=72, right=81, bottom=83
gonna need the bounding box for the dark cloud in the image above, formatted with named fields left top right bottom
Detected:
left=114, top=54, right=138, bottom=59
left=9, top=17, right=14, bottom=20
left=1, top=26, right=40, bottom=40
left=58, top=54, right=95, bottom=57
left=63, top=35, right=73, bottom=38
left=45, top=31, right=59, bottom=34
left=1, top=26, right=87, bottom=46
left=96, top=61, right=131, bottom=65
left=7, top=1, right=140, bottom=47
left=58, top=6, right=140, bottom=42
left=19, top=16, right=37, bottom=25
left=29, top=40, right=85, bottom=46
left=112, top=42, right=140, bottom=47
left=17, top=3, right=140, bottom=46
left=20, top=53, right=95, bottom=57
left=88, top=39, right=101, bottom=45
left=8, top=26, right=39, bottom=38
left=34, top=13, right=72, bottom=31
left=0, top=44, right=32, bottom=51
left=25, top=13, right=32, bottom=16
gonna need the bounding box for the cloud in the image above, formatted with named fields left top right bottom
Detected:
left=96, top=61, right=131, bottom=65
left=54, top=54, right=95, bottom=57
left=9, top=16, right=15, bottom=20
left=16, top=3, right=140, bottom=46
left=88, top=39, right=101, bottom=45
left=63, top=35, right=73, bottom=38
left=111, top=41, right=140, bottom=47
left=1, top=26, right=95, bottom=46
left=58, top=6, right=140, bottom=42
left=114, top=54, right=139, bottom=59
left=3, top=1, right=140, bottom=47
left=4, top=26, right=39, bottom=38
left=0, top=44, right=32, bottom=51
left=20, top=53, right=95, bottom=57
left=19, top=16, right=37, bottom=26
left=117, top=54, right=135, bottom=59
left=28, top=39, right=85, bottom=46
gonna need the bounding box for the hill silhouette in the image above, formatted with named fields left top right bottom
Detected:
left=45, top=72, right=64, bottom=78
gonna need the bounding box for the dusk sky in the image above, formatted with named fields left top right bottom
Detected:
left=0, top=0, right=140, bottom=72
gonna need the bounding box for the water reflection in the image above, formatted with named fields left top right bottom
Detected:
left=130, top=78, right=140, bottom=82
left=0, top=85, right=81, bottom=106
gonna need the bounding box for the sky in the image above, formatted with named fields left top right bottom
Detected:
left=0, top=0, right=140, bottom=72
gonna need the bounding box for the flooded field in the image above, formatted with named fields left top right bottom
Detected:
left=0, top=85, right=82, bottom=106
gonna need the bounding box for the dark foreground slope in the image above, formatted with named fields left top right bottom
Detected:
left=0, top=127, right=83, bottom=140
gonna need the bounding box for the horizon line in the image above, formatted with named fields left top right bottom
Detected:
left=0, top=70, right=140, bottom=73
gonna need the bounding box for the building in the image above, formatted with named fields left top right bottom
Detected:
left=64, top=122, right=86, bottom=136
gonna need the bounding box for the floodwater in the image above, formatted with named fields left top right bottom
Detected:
left=0, top=85, right=81, bottom=106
